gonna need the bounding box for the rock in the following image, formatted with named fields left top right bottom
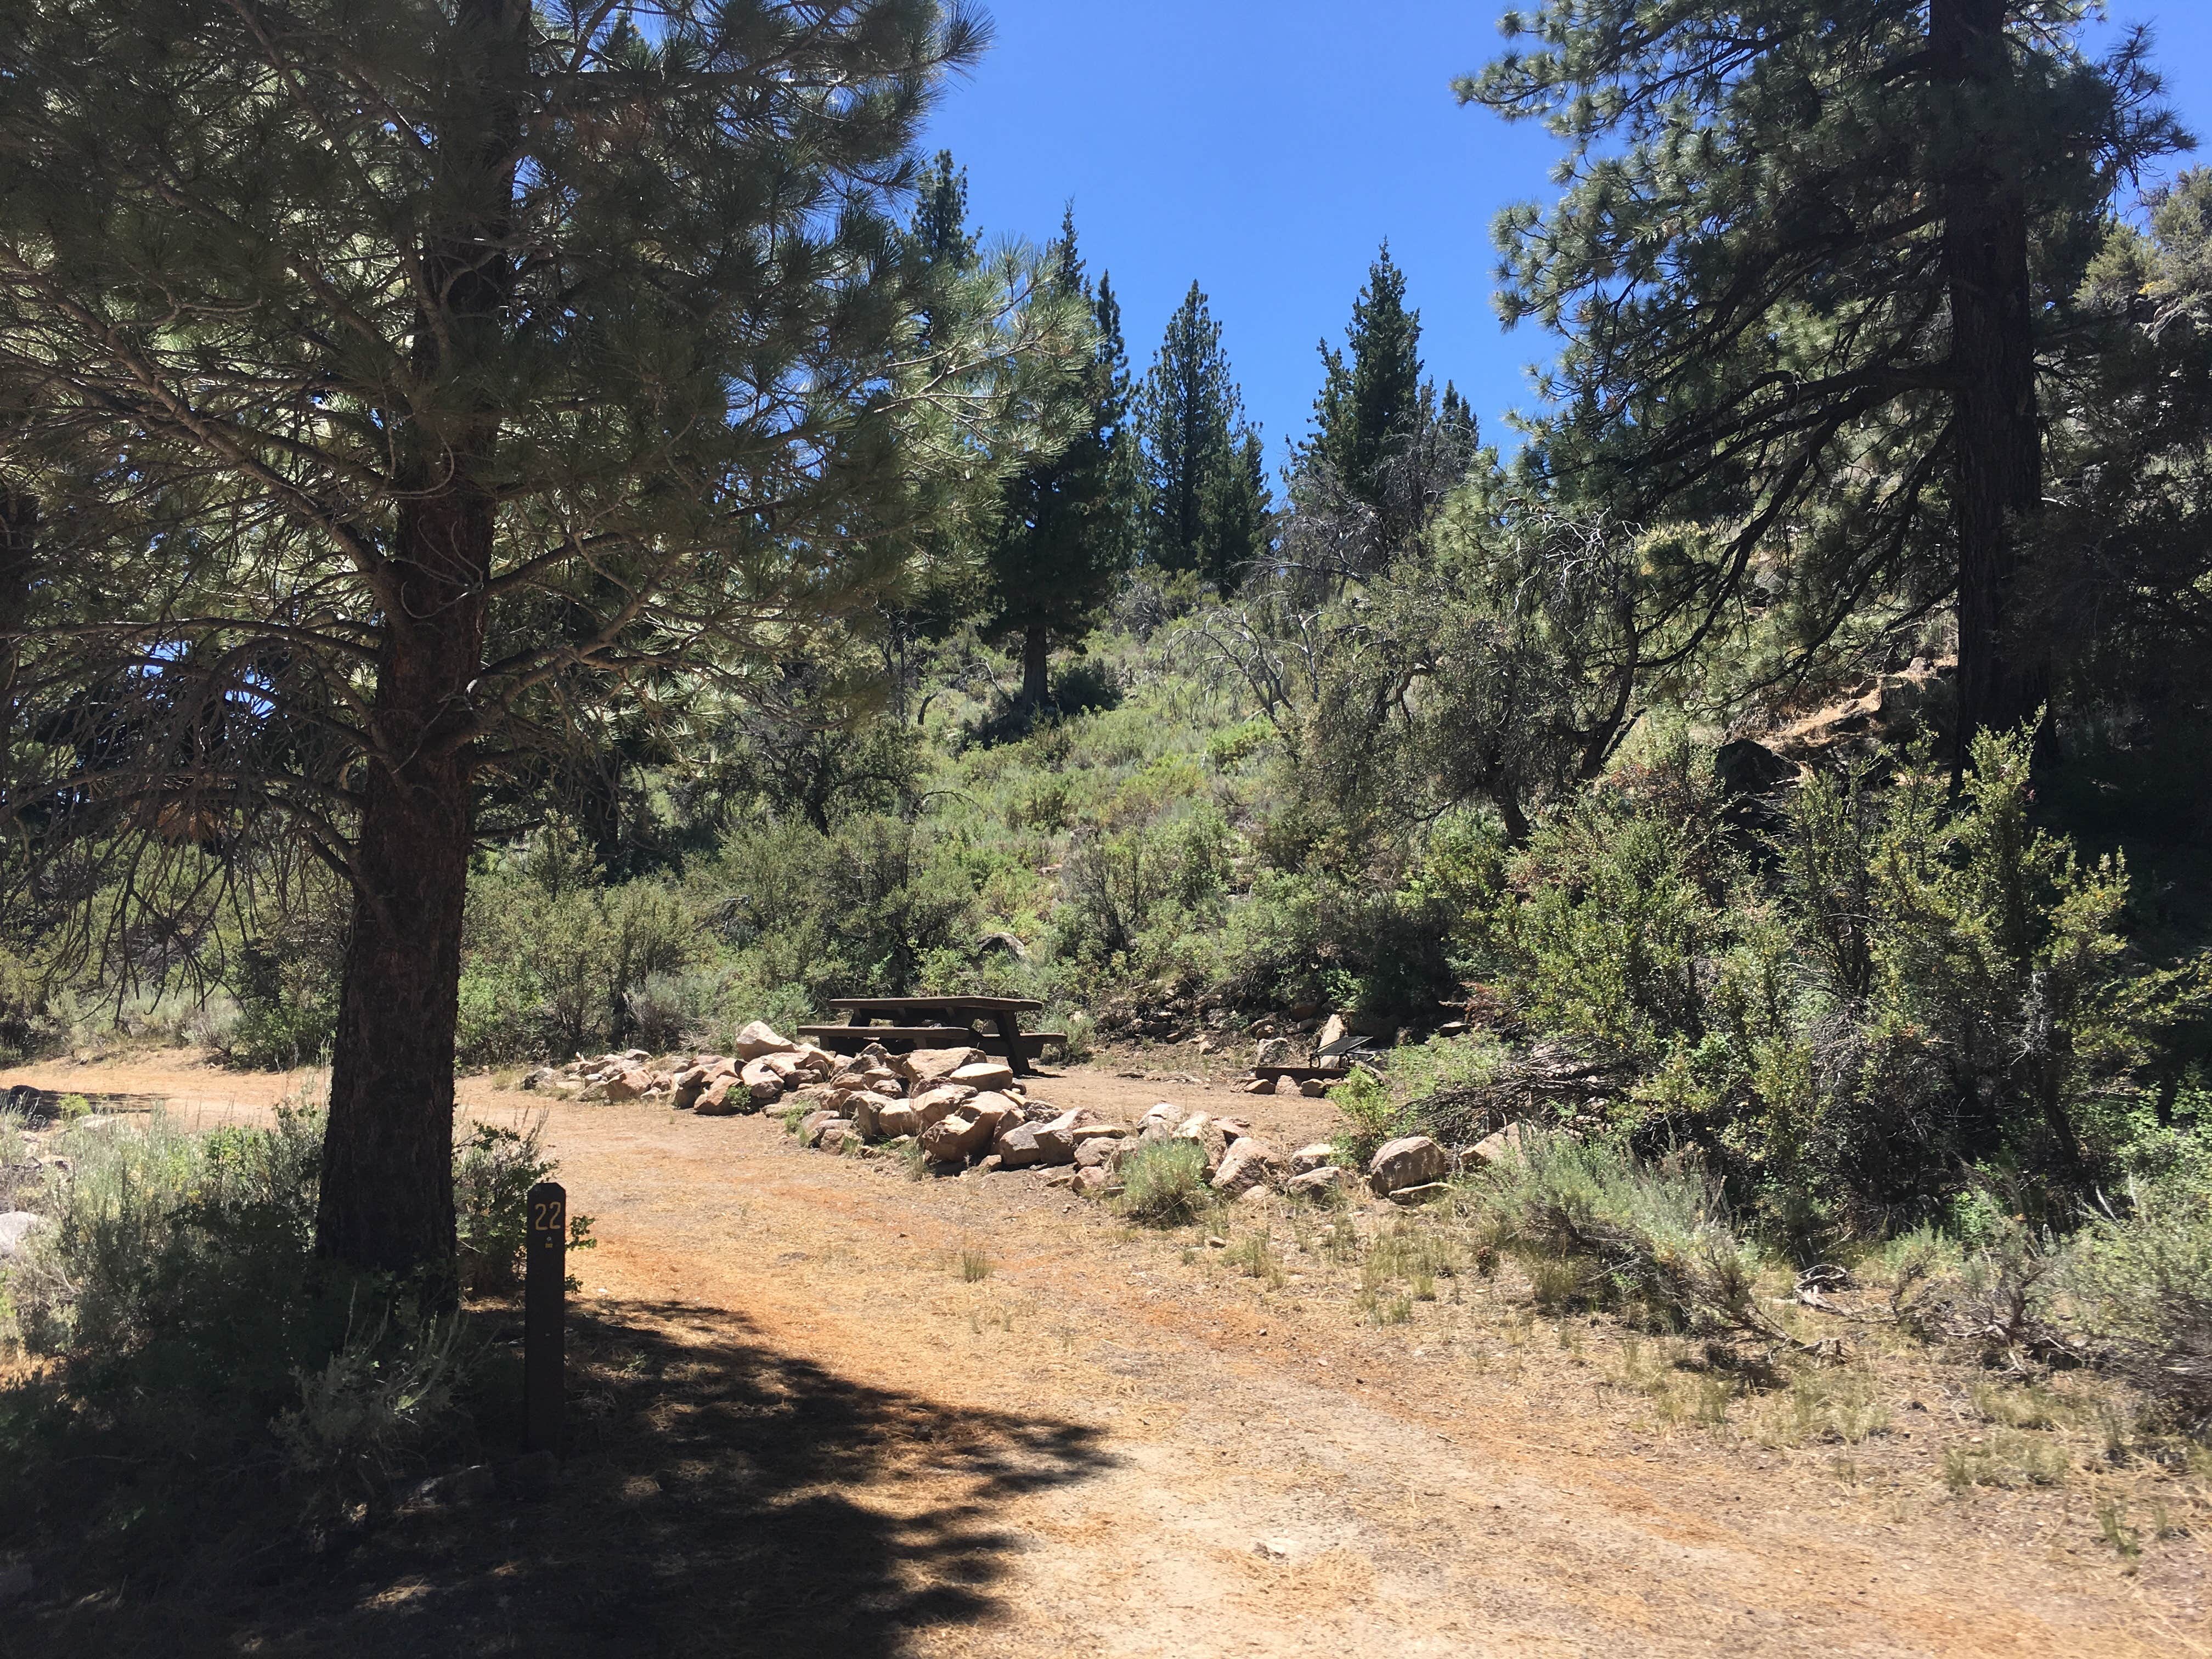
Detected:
left=848, top=1094, right=882, bottom=1139
left=1286, top=1166, right=1351, bottom=1200
left=1213, top=1118, right=1253, bottom=1142
left=1290, top=1142, right=1337, bottom=1174
left=818, top=1121, right=860, bottom=1154
left=874, top=1103, right=921, bottom=1139
left=950, top=1059, right=1016, bottom=1092
left=1068, top=1122, right=1126, bottom=1146
left=789, top=1046, right=836, bottom=1080
left=1237, top=1184, right=1273, bottom=1207
left=1254, top=1036, right=1300, bottom=1068
left=761, top=1051, right=812, bottom=1084
left=1268, top=1076, right=1297, bottom=1096
left=1315, top=1013, right=1348, bottom=1052
left=1074, top=1137, right=1124, bottom=1172
left=1137, top=1102, right=1182, bottom=1139
left=994, top=1121, right=1049, bottom=1169
left=920, top=1110, right=992, bottom=1165
left=520, top=1065, right=559, bottom=1092
left=964, top=1092, right=1023, bottom=1138
left=1387, top=1181, right=1451, bottom=1207
left=900, top=1045, right=987, bottom=1085
left=733, top=1020, right=797, bottom=1059
left=0, top=1211, right=48, bottom=1260
left=670, top=1064, right=726, bottom=1110
left=693, top=1075, right=742, bottom=1115
left=797, top=1110, right=841, bottom=1147
left=1032, top=1108, right=1097, bottom=1164
left=1211, top=1136, right=1286, bottom=1197
left=741, top=1056, right=787, bottom=1105
left=1470, top=1122, right=1530, bottom=1165
left=1368, top=1135, right=1452, bottom=1197
left=909, top=1084, right=975, bottom=1127
left=1071, top=1165, right=1118, bottom=1198
left=1174, top=1114, right=1229, bottom=1176
left=1299, top=1077, right=1329, bottom=1098
left=1242, top=1077, right=1274, bottom=1094
left=601, top=1065, right=652, bottom=1102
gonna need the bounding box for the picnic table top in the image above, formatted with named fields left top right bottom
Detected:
left=829, top=995, right=1045, bottom=1013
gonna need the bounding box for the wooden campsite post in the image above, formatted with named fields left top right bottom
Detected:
left=524, top=1180, right=567, bottom=1456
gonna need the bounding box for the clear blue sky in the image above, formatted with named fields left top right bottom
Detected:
left=923, top=2, right=2212, bottom=471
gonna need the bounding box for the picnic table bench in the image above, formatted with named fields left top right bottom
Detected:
left=798, top=995, right=1063, bottom=1077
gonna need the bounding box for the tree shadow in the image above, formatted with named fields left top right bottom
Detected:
left=16, top=1300, right=1117, bottom=1658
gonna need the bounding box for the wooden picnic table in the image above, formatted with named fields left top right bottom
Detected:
left=810, top=995, right=1054, bottom=1077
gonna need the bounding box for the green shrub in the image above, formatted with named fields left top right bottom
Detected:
left=2061, top=1181, right=2212, bottom=1428
left=1328, top=1068, right=1403, bottom=1167
left=1468, top=1131, right=1786, bottom=1341
left=1118, top=1139, right=1212, bottom=1227
left=454, top=1117, right=595, bottom=1296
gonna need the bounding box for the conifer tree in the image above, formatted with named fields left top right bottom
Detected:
left=983, top=215, right=1142, bottom=708
left=1462, top=1, right=2186, bottom=759
left=1138, top=283, right=1271, bottom=591
left=1306, top=245, right=1426, bottom=533
left=0, top=0, right=1057, bottom=1285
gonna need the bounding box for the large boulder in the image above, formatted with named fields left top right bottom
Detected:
left=1254, top=1036, right=1300, bottom=1068
left=817, top=1120, right=861, bottom=1154
left=912, top=1082, right=979, bottom=1127
left=920, top=1109, right=992, bottom=1165
left=874, top=1102, right=921, bottom=1139
left=1137, top=1102, right=1181, bottom=1142
left=1290, top=1142, right=1338, bottom=1175
left=740, top=1057, right=787, bottom=1107
left=1470, top=1122, right=1531, bottom=1166
left=693, top=1075, right=742, bottom=1115
left=601, top=1065, right=652, bottom=1102
left=1314, top=1013, right=1349, bottom=1053
left=796, top=1109, right=842, bottom=1147
left=1074, top=1136, right=1125, bottom=1172
left=900, top=1045, right=986, bottom=1085
left=994, top=1121, right=1049, bottom=1169
left=1286, top=1166, right=1351, bottom=1201
left=1211, top=1136, right=1286, bottom=1198
left=1368, top=1135, right=1452, bottom=1198
left=950, top=1059, right=1016, bottom=1092
left=964, top=1092, right=1023, bottom=1138
left=1031, top=1108, right=1097, bottom=1164
left=1173, top=1113, right=1229, bottom=1176
left=733, top=1020, right=798, bottom=1059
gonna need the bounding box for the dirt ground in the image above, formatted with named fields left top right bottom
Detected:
left=6, top=1049, right=2209, bottom=1657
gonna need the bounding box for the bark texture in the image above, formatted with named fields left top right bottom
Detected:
left=1935, top=0, right=2047, bottom=760
left=315, top=0, right=525, bottom=1285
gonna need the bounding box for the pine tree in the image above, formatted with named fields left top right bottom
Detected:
left=983, top=214, right=1142, bottom=709
left=1138, top=283, right=1271, bottom=591
left=1306, top=245, right=1425, bottom=522
left=1461, top=1, right=2186, bottom=760
left=0, top=0, right=1043, bottom=1285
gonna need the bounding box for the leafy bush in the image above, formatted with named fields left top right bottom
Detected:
left=454, top=1116, right=595, bottom=1296
left=1466, top=1131, right=1788, bottom=1342
left=1328, top=1068, right=1403, bottom=1167
left=1117, top=1139, right=1211, bottom=1226
left=2061, top=1182, right=2212, bottom=1427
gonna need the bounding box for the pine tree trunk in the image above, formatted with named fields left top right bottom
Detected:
left=315, top=0, right=523, bottom=1288
left=0, top=476, right=35, bottom=715
left=1934, top=0, right=2046, bottom=765
left=1020, top=622, right=1050, bottom=710
left=316, top=490, right=489, bottom=1284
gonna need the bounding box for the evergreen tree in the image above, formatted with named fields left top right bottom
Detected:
left=1306, top=245, right=1426, bottom=526
left=1138, top=283, right=1271, bottom=591
left=1462, top=1, right=2186, bottom=761
left=983, top=214, right=1142, bottom=709
left=0, top=0, right=1047, bottom=1284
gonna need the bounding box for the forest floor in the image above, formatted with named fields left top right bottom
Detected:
left=4, top=1048, right=2209, bottom=1657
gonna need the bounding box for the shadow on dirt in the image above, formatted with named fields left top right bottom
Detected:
left=13, top=1299, right=1116, bottom=1658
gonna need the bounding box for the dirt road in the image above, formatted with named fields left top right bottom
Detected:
left=7, top=1054, right=2205, bottom=1656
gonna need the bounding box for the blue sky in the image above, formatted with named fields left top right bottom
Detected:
left=923, top=2, right=2212, bottom=471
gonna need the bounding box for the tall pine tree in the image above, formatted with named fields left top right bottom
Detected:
left=1306, top=245, right=1426, bottom=532
left=984, top=214, right=1142, bottom=708
left=1462, top=1, right=2186, bottom=761
left=1137, top=283, right=1272, bottom=592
